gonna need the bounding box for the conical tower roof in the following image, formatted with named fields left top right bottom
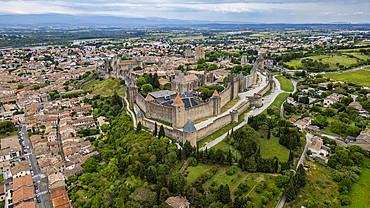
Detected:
left=145, top=94, right=155, bottom=101
left=258, top=53, right=264, bottom=59
left=251, top=62, right=257, bottom=71
left=212, top=90, right=219, bottom=97
left=137, top=110, right=144, bottom=117
left=183, top=118, right=197, bottom=133
left=172, top=94, right=184, bottom=107
left=236, top=71, right=244, bottom=78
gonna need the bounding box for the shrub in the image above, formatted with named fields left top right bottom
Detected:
left=226, top=166, right=238, bottom=175
left=188, top=157, right=198, bottom=167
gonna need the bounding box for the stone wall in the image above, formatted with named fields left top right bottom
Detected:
left=196, top=113, right=233, bottom=141
left=259, top=81, right=272, bottom=96
left=135, top=92, right=146, bottom=112
left=77, top=75, right=98, bottom=89
left=146, top=101, right=173, bottom=123
left=236, top=101, right=251, bottom=116
left=185, top=102, right=214, bottom=122
left=220, top=86, right=232, bottom=107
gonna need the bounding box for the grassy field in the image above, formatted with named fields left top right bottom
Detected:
left=263, top=89, right=272, bottom=97
left=255, top=130, right=290, bottom=162
left=221, top=97, right=240, bottom=114
left=184, top=163, right=251, bottom=198
left=82, top=78, right=126, bottom=96
left=285, top=54, right=358, bottom=71
left=324, top=70, right=370, bottom=87
left=0, top=131, right=17, bottom=139
left=263, top=93, right=290, bottom=114
left=276, top=76, right=294, bottom=92
left=290, top=160, right=337, bottom=208
left=349, top=157, right=370, bottom=208
left=338, top=47, right=370, bottom=52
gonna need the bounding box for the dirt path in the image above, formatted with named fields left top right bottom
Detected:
left=231, top=173, right=251, bottom=193
left=179, top=158, right=189, bottom=173
left=245, top=175, right=265, bottom=197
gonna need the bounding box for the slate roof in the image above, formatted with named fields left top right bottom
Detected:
left=128, top=63, right=133, bottom=69
left=137, top=110, right=144, bottom=117
left=251, top=62, right=257, bottom=71
left=183, top=118, right=196, bottom=133
left=236, top=72, right=245, bottom=78
left=258, top=53, right=264, bottom=59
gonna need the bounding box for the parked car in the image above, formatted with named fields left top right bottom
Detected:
left=29, top=163, right=31, bottom=167
left=303, top=165, right=310, bottom=168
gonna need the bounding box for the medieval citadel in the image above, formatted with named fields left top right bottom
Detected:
left=98, top=49, right=274, bottom=146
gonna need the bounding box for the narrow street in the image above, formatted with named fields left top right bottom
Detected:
left=21, top=125, right=52, bottom=208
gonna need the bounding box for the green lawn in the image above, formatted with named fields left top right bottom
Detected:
left=82, top=78, right=126, bottom=96
left=187, top=164, right=250, bottom=198
left=325, top=70, right=370, bottom=87
left=276, top=76, right=294, bottom=92
left=285, top=54, right=358, bottom=71
left=255, top=130, right=290, bottom=162
left=349, top=157, right=370, bottom=208
left=263, top=93, right=290, bottom=114
left=0, top=174, right=3, bottom=183
left=184, top=163, right=211, bottom=184
left=0, top=131, right=18, bottom=139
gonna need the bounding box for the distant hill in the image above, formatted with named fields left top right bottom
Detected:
left=0, top=14, right=240, bottom=27
left=0, top=14, right=369, bottom=28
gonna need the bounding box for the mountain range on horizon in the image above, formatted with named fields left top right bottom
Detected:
left=0, top=14, right=369, bottom=28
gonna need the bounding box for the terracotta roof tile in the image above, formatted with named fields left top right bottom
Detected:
left=212, top=90, right=219, bottom=97
left=145, top=94, right=155, bottom=101
left=13, top=186, right=34, bottom=204
left=172, top=94, right=184, bottom=107
left=13, top=174, right=33, bottom=191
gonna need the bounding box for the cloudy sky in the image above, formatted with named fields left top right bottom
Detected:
left=0, top=0, right=369, bottom=23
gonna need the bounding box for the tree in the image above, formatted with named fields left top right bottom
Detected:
left=100, top=124, right=109, bottom=133
left=193, top=193, right=204, bottom=208
left=136, top=77, right=146, bottom=89
left=221, top=184, right=231, bottom=204
left=267, top=129, right=271, bottom=140
left=34, top=85, right=40, bottom=90
left=82, top=157, right=99, bottom=173
left=153, top=122, right=158, bottom=136
left=159, top=187, right=170, bottom=203
left=183, top=140, right=193, bottom=157
left=297, top=164, right=307, bottom=187
left=17, top=84, right=24, bottom=89
left=158, top=125, right=165, bottom=139
left=137, top=121, right=142, bottom=132
left=331, top=120, right=347, bottom=134
left=142, top=84, right=153, bottom=96
left=346, top=126, right=361, bottom=137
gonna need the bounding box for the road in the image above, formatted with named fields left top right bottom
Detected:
left=280, top=79, right=296, bottom=118
left=200, top=75, right=284, bottom=151
left=275, top=132, right=313, bottom=208
left=21, top=125, right=52, bottom=208
left=123, top=97, right=137, bottom=129
left=194, top=72, right=268, bottom=130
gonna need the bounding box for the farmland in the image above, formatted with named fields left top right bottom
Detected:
left=324, top=70, right=370, bottom=87
left=285, top=54, right=358, bottom=71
